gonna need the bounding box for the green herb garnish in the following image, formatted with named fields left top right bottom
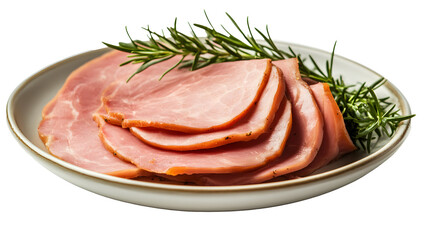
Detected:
left=292, top=42, right=415, bottom=152
left=103, top=11, right=415, bottom=152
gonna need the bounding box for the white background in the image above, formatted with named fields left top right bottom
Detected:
left=1, top=0, right=428, bottom=239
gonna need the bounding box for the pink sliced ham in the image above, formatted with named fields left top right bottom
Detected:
left=39, top=44, right=353, bottom=186
left=164, top=59, right=324, bottom=185
left=102, top=58, right=272, bottom=133
left=290, top=82, right=356, bottom=177
left=94, top=96, right=292, bottom=175
left=129, top=65, right=285, bottom=151
left=38, top=51, right=146, bottom=178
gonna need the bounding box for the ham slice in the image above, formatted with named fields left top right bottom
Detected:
left=290, top=82, right=356, bottom=177
left=94, top=96, right=292, bottom=175
left=163, top=59, right=324, bottom=185
left=129, top=65, right=285, bottom=151
left=102, top=58, right=272, bottom=133
left=38, top=51, right=146, bottom=178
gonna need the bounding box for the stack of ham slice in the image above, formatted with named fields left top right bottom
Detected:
left=38, top=50, right=356, bottom=186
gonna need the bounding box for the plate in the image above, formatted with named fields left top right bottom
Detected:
left=6, top=42, right=412, bottom=211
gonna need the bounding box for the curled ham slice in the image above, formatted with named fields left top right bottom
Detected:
left=129, top=65, right=285, bottom=151
left=290, top=82, right=356, bottom=177
left=38, top=51, right=146, bottom=178
left=102, top=58, right=272, bottom=133
left=94, top=96, right=292, bottom=175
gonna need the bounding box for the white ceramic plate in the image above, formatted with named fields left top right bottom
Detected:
left=6, top=42, right=412, bottom=211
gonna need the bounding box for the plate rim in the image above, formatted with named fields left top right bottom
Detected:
left=6, top=41, right=413, bottom=193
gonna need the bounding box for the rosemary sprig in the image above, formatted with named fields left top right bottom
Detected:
left=290, top=44, right=415, bottom=151
left=103, top=12, right=415, bottom=152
